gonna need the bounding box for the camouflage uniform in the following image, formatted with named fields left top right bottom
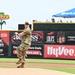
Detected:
left=16, top=27, right=31, bottom=65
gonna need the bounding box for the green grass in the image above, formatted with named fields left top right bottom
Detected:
left=0, top=58, right=75, bottom=64
left=0, top=58, right=75, bottom=74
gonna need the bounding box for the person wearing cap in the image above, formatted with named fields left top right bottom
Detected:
left=16, top=22, right=32, bottom=68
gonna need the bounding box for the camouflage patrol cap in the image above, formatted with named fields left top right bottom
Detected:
left=25, top=22, right=29, bottom=25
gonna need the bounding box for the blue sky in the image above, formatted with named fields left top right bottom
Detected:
left=1, top=0, right=75, bottom=30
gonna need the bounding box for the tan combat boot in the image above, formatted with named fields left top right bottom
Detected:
left=17, top=62, right=25, bottom=68
left=17, top=65, right=21, bottom=68
left=20, top=62, right=25, bottom=68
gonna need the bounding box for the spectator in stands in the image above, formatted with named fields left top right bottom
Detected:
left=51, top=18, right=55, bottom=23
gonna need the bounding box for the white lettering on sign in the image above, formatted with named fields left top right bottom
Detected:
left=47, top=46, right=74, bottom=57
left=0, top=43, right=4, bottom=47
left=29, top=46, right=42, bottom=50
left=1, top=33, right=7, bottom=37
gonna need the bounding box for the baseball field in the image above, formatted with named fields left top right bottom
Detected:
left=0, top=58, right=75, bottom=75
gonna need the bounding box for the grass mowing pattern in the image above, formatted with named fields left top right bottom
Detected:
left=0, top=58, right=75, bottom=64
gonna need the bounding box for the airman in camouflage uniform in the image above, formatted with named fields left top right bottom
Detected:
left=16, top=22, right=32, bottom=68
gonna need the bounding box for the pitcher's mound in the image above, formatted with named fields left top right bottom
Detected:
left=0, top=68, right=74, bottom=75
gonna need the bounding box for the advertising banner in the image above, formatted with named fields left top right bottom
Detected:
left=11, top=44, right=44, bottom=58
left=0, top=31, right=9, bottom=57
left=27, top=44, right=44, bottom=58
left=10, top=31, right=44, bottom=45
left=10, top=31, right=44, bottom=58
left=44, top=45, right=75, bottom=59
left=45, top=31, right=75, bottom=45
left=31, top=31, right=44, bottom=44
